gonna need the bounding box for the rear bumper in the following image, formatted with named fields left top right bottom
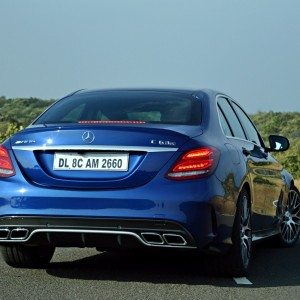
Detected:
left=0, top=216, right=197, bottom=249
left=0, top=173, right=236, bottom=252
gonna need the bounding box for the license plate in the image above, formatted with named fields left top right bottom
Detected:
left=53, top=152, right=129, bottom=171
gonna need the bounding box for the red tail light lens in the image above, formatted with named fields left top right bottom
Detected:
left=0, top=145, right=15, bottom=177
left=166, top=147, right=219, bottom=180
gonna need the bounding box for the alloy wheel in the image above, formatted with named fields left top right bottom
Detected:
left=280, top=189, right=300, bottom=244
left=240, top=195, right=252, bottom=267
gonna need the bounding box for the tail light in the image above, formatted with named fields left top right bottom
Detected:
left=0, top=145, right=15, bottom=177
left=166, top=147, right=220, bottom=180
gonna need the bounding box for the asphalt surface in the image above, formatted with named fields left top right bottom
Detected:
left=0, top=239, right=300, bottom=300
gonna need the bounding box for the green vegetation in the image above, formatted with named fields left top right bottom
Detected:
left=0, top=97, right=299, bottom=178
left=0, top=96, right=54, bottom=126
left=0, top=96, right=54, bottom=141
left=251, top=112, right=300, bottom=179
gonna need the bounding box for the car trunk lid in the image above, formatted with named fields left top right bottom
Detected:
left=10, top=125, right=198, bottom=189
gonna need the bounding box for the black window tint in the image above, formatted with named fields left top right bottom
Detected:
left=231, top=102, right=262, bottom=146
left=35, top=92, right=202, bottom=125
left=61, top=103, right=85, bottom=122
left=218, top=106, right=233, bottom=136
left=217, top=97, right=246, bottom=140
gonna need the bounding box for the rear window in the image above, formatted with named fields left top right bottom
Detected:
left=34, top=92, right=202, bottom=125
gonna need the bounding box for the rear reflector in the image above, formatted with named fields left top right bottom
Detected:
left=166, top=147, right=219, bottom=180
left=0, top=145, right=15, bottom=177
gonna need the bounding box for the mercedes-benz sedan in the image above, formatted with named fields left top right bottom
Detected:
left=0, top=89, right=299, bottom=276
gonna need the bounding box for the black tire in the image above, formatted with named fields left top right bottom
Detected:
left=227, top=188, right=252, bottom=276
left=278, top=186, right=300, bottom=247
left=0, top=245, right=55, bottom=268
left=207, top=189, right=252, bottom=277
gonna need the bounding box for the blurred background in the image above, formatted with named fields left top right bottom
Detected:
left=0, top=0, right=299, bottom=182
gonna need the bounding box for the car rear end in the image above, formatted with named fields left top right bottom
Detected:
left=0, top=90, right=226, bottom=253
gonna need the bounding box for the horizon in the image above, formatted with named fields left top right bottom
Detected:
left=1, top=93, right=300, bottom=114
left=1, top=0, right=300, bottom=113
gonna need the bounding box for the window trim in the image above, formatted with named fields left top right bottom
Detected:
left=216, top=94, right=266, bottom=148
left=217, top=103, right=234, bottom=137
left=229, top=99, right=265, bottom=148
left=216, top=95, right=247, bottom=140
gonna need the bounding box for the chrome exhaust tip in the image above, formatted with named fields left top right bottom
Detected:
left=0, top=228, right=10, bottom=240
left=163, top=234, right=187, bottom=246
left=141, top=232, right=164, bottom=245
left=10, top=228, right=29, bottom=240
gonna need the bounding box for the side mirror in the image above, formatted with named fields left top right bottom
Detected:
left=267, top=135, right=290, bottom=152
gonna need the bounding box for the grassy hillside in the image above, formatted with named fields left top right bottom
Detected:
left=0, top=97, right=299, bottom=178
left=0, top=96, right=54, bottom=127
left=251, top=112, right=300, bottom=179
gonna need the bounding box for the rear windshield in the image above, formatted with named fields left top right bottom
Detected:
left=34, top=92, right=202, bottom=125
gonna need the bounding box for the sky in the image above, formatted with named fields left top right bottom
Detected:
left=0, top=0, right=300, bottom=113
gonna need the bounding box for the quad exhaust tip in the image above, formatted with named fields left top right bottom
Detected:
left=163, top=233, right=187, bottom=246
left=9, top=228, right=29, bottom=240
left=141, top=232, right=187, bottom=246
left=0, top=228, right=10, bottom=240
left=141, top=232, right=164, bottom=245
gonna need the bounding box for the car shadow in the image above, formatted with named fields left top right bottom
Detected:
left=46, top=240, right=300, bottom=287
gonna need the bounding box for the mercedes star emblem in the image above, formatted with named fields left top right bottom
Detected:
left=82, top=131, right=95, bottom=144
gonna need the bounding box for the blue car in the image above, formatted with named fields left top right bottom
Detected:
left=0, top=89, right=299, bottom=276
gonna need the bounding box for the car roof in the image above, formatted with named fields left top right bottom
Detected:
left=67, top=88, right=223, bottom=99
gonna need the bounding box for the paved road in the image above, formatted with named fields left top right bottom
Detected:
left=1, top=239, right=300, bottom=300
